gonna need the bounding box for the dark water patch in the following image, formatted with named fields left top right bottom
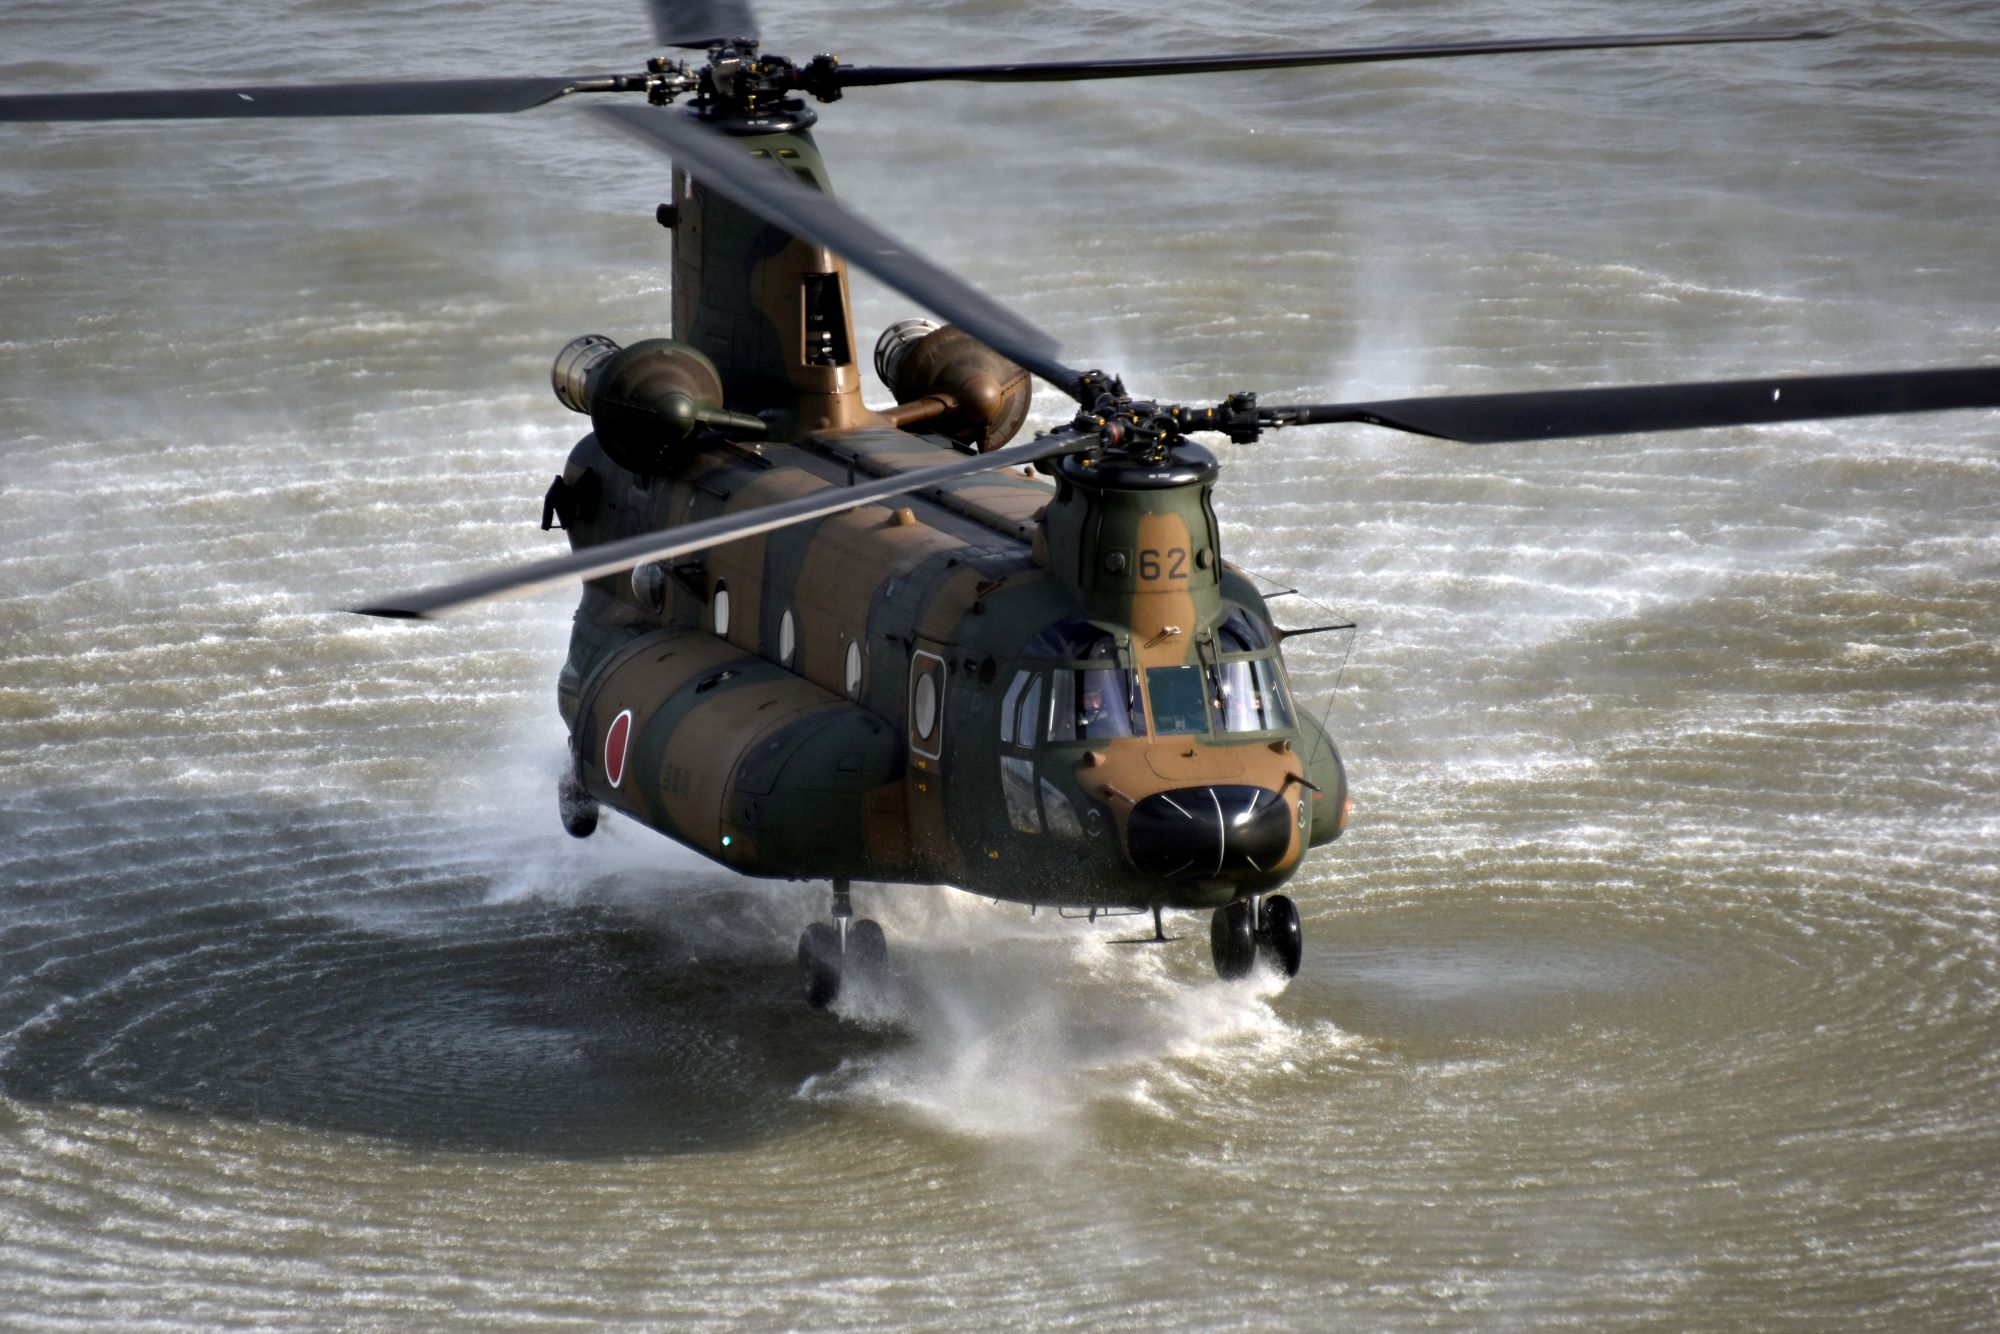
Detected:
left=0, top=895, right=889, bottom=1155
left=0, top=790, right=890, bottom=1156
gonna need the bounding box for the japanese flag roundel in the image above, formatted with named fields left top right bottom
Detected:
left=604, top=709, right=634, bottom=788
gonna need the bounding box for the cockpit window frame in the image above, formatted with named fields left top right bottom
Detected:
left=1018, top=623, right=1147, bottom=745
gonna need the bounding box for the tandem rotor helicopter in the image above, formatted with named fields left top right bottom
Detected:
left=8, top=2, right=1998, bottom=1007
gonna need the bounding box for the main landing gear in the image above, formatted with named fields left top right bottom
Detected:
left=558, top=769, right=597, bottom=839
left=1210, top=893, right=1303, bottom=981
left=797, top=878, right=889, bottom=1008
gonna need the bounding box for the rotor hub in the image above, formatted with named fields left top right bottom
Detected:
left=1069, top=375, right=1269, bottom=464
left=640, top=43, right=836, bottom=132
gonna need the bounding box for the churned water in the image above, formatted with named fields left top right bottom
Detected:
left=1, top=0, right=1996, bottom=1328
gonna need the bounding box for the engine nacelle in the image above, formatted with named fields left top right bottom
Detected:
left=551, top=335, right=762, bottom=474
left=873, top=320, right=1032, bottom=452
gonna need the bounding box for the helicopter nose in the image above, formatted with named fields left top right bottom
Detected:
left=1125, top=785, right=1292, bottom=879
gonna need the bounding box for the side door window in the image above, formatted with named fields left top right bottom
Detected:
left=909, top=651, right=945, bottom=761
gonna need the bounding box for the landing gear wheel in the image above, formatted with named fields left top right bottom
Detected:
left=558, top=775, right=597, bottom=839
left=798, top=922, right=842, bottom=1009
left=1210, top=899, right=1257, bottom=980
left=1257, top=893, right=1303, bottom=978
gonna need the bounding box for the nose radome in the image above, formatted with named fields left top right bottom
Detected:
left=1126, top=785, right=1291, bottom=879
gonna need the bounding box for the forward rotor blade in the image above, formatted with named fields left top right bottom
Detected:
left=0, top=75, right=643, bottom=122
left=356, top=429, right=1092, bottom=620
left=647, top=0, right=759, bottom=48
left=828, top=28, right=1831, bottom=90
left=1265, top=367, right=2000, bottom=445
left=591, top=103, right=1088, bottom=399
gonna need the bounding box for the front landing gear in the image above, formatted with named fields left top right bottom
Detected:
left=797, top=879, right=889, bottom=1008
left=1209, top=894, right=1304, bottom=980
left=1259, top=894, right=1303, bottom=977
left=1210, top=900, right=1256, bottom=979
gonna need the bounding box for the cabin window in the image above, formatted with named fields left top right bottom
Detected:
left=712, top=581, right=731, bottom=637
left=777, top=608, right=796, bottom=666
left=999, top=670, right=1028, bottom=745
left=1001, top=756, right=1041, bottom=834
left=1218, top=608, right=1272, bottom=652
left=909, top=651, right=944, bottom=761
left=1023, top=615, right=1103, bottom=659
left=1040, top=780, right=1082, bottom=838
left=1147, top=665, right=1210, bottom=735
left=844, top=639, right=863, bottom=699
left=1014, top=675, right=1043, bottom=746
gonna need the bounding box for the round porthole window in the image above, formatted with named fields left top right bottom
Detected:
left=843, top=639, right=863, bottom=699
left=914, top=672, right=938, bottom=739
left=712, top=581, right=731, bottom=637
left=778, top=608, right=796, bottom=666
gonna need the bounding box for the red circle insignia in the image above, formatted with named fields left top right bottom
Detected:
left=605, top=709, right=633, bottom=788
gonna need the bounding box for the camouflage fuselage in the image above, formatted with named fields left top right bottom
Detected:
left=552, top=116, right=1346, bottom=910
left=554, top=422, right=1346, bottom=910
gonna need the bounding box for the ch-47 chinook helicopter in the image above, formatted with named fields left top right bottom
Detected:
left=8, top=3, right=1998, bottom=1008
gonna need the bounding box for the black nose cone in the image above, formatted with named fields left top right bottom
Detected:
left=1126, top=785, right=1291, bottom=879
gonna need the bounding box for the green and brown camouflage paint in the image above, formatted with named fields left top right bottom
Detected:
left=554, top=120, right=1346, bottom=911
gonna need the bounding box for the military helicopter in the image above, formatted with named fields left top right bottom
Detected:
left=8, top=2, right=1998, bottom=1008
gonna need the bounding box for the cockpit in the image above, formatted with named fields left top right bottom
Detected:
left=1002, top=608, right=1297, bottom=748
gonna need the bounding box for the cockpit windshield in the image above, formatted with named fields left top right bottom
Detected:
left=1015, top=610, right=1294, bottom=742
left=1024, top=620, right=1145, bottom=742
left=1147, top=665, right=1209, bottom=735
left=1206, top=608, right=1295, bottom=733
left=1209, top=656, right=1295, bottom=732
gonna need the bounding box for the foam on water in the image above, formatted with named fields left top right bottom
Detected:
left=802, top=914, right=1316, bottom=1140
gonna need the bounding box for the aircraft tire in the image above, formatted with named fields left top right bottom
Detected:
left=848, top=918, right=889, bottom=982
left=1210, top=900, right=1257, bottom=980
left=799, top=923, right=842, bottom=1008
left=558, top=775, right=597, bottom=839
left=1258, top=894, right=1304, bottom=977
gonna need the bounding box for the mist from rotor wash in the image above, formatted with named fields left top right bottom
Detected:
left=800, top=893, right=1318, bottom=1142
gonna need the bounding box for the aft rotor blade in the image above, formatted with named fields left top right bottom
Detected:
left=0, top=75, right=644, bottom=122
left=828, top=28, right=1831, bottom=90
left=647, top=0, right=759, bottom=48
left=1264, top=367, right=2000, bottom=445
left=355, top=429, right=1093, bottom=620
left=590, top=103, right=1089, bottom=401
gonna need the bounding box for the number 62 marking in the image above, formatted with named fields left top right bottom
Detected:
left=1138, top=547, right=1188, bottom=581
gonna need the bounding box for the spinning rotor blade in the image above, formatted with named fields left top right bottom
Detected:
left=648, top=0, right=759, bottom=48
left=0, top=76, right=646, bottom=122
left=1263, top=367, right=2000, bottom=445
left=356, top=430, right=1094, bottom=621
left=826, top=28, right=1830, bottom=90
left=591, top=104, right=1088, bottom=399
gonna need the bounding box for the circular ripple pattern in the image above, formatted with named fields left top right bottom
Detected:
left=3, top=0, right=1998, bottom=1329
